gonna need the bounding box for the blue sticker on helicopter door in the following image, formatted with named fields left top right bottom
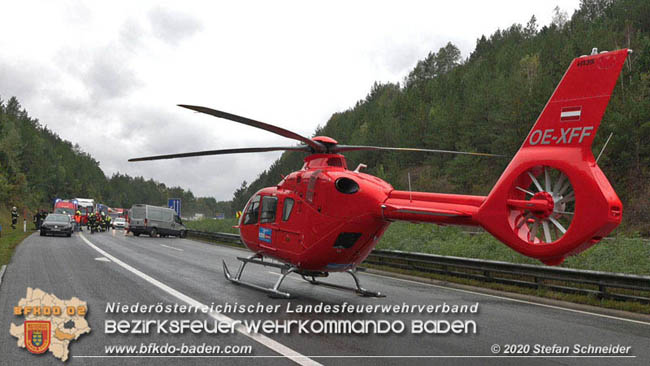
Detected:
left=259, top=227, right=272, bottom=243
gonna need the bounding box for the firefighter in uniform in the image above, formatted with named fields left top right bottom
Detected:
left=11, top=206, right=18, bottom=229
left=88, top=212, right=96, bottom=233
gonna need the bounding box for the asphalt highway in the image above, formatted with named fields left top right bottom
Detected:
left=1, top=230, right=648, bottom=365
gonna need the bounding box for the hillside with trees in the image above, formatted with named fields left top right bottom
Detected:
left=233, top=0, right=650, bottom=233
left=0, top=96, right=229, bottom=217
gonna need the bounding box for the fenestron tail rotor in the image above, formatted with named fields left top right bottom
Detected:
left=509, top=165, right=576, bottom=244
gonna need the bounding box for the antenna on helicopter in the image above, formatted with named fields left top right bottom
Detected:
left=407, top=172, right=413, bottom=203
left=596, top=132, right=614, bottom=163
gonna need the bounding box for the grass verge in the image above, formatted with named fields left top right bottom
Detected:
left=379, top=222, right=650, bottom=275
left=0, top=213, right=33, bottom=266
left=185, top=218, right=239, bottom=234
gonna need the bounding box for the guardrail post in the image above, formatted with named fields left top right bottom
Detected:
left=483, top=270, right=491, bottom=282
left=598, top=284, right=607, bottom=299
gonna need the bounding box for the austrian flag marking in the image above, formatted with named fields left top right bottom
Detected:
left=560, top=106, right=582, bottom=121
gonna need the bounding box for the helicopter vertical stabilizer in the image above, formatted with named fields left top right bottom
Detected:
left=476, top=49, right=630, bottom=265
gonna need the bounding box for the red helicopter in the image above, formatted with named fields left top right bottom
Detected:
left=131, top=48, right=629, bottom=298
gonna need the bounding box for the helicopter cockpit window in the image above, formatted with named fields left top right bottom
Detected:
left=260, top=196, right=278, bottom=223
left=243, top=195, right=261, bottom=225
left=282, top=198, right=295, bottom=221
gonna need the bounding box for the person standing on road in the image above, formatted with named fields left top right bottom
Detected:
left=11, top=206, right=18, bottom=229
left=33, top=209, right=44, bottom=230
left=75, top=210, right=82, bottom=232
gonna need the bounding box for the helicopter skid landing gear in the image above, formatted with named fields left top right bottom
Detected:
left=222, top=254, right=296, bottom=298
left=222, top=255, right=384, bottom=298
left=301, top=269, right=385, bottom=297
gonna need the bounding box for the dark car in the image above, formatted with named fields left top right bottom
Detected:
left=40, top=214, right=73, bottom=237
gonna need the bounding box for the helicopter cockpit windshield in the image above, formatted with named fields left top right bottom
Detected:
left=243, top=195, right=261, bottom=225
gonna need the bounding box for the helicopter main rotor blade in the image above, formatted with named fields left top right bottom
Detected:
left=178, top=105, right=326, bottom=153
left=129, top=146, right=310, bottom=162
left=333, top=145, right=505, bottom=157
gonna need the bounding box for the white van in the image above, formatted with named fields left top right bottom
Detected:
left=129, top=204, right=187, bottom=238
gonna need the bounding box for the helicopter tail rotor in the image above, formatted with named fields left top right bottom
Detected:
left=476, top=49, right=629, bottom=265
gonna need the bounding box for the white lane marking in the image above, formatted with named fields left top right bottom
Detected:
left=94, top=257, right=111, bottom=262
left=79, top=233, right=320, bottom=366
left=160, top=244, right=183, bottom=252
left=364, top=272, right=650, bottom=326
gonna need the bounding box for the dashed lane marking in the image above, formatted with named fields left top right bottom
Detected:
left=160, top=244, right=183, bottom=252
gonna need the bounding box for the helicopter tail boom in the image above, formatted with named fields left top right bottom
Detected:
left=382, top=191, right=484, bottom=226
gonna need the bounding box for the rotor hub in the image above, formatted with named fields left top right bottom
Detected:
left=530, top=191, right=555, bottom=220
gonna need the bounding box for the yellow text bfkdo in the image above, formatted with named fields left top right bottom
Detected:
left=14, top=306, right=87, bottom=317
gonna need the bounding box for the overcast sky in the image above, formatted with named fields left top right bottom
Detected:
left=0, top=0, right=581, bottom=200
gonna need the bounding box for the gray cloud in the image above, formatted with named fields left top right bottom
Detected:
left=148, top=6, right=202, bottom=46
left=0, top=58, right=48, bottom=103
left=119, top=18, right=147, bottom=53
left=85, top=48, right=141, bottom=100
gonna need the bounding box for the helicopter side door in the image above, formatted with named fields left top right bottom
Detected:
left=274, top=197, right=303, bottom=255
left=258, top=195, right=278, bottom=252
left=257, top=195, right=304, bottom=259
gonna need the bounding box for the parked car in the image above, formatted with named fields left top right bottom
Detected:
left=40, top=214, right=73, bottom=237
left=128, top=204, right=187, bottom=238
left=112, top=217, right=126, bottom=230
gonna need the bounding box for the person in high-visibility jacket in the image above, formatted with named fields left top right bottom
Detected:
left=74, top=210, right=82, bottom=232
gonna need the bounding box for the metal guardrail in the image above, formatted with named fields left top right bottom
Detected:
left=187, top=230, right=650, bottom=303
left=187, top=230, right=242, bottom=244
left=365, top=250, right=650, bottom=303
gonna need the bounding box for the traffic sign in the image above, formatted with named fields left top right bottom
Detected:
left=168, top=198, right=181, bottom=216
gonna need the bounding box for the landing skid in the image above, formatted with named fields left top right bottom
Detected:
left=223, top=254, right=295, bottom=298
left=222, top=254, right=384, bottom=298
left=301, top=270, right=385, bottom=297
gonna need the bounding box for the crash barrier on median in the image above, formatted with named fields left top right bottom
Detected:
left=186, top=230, right=243, bottom=245
left=187, top=230, right=650, bottom=303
